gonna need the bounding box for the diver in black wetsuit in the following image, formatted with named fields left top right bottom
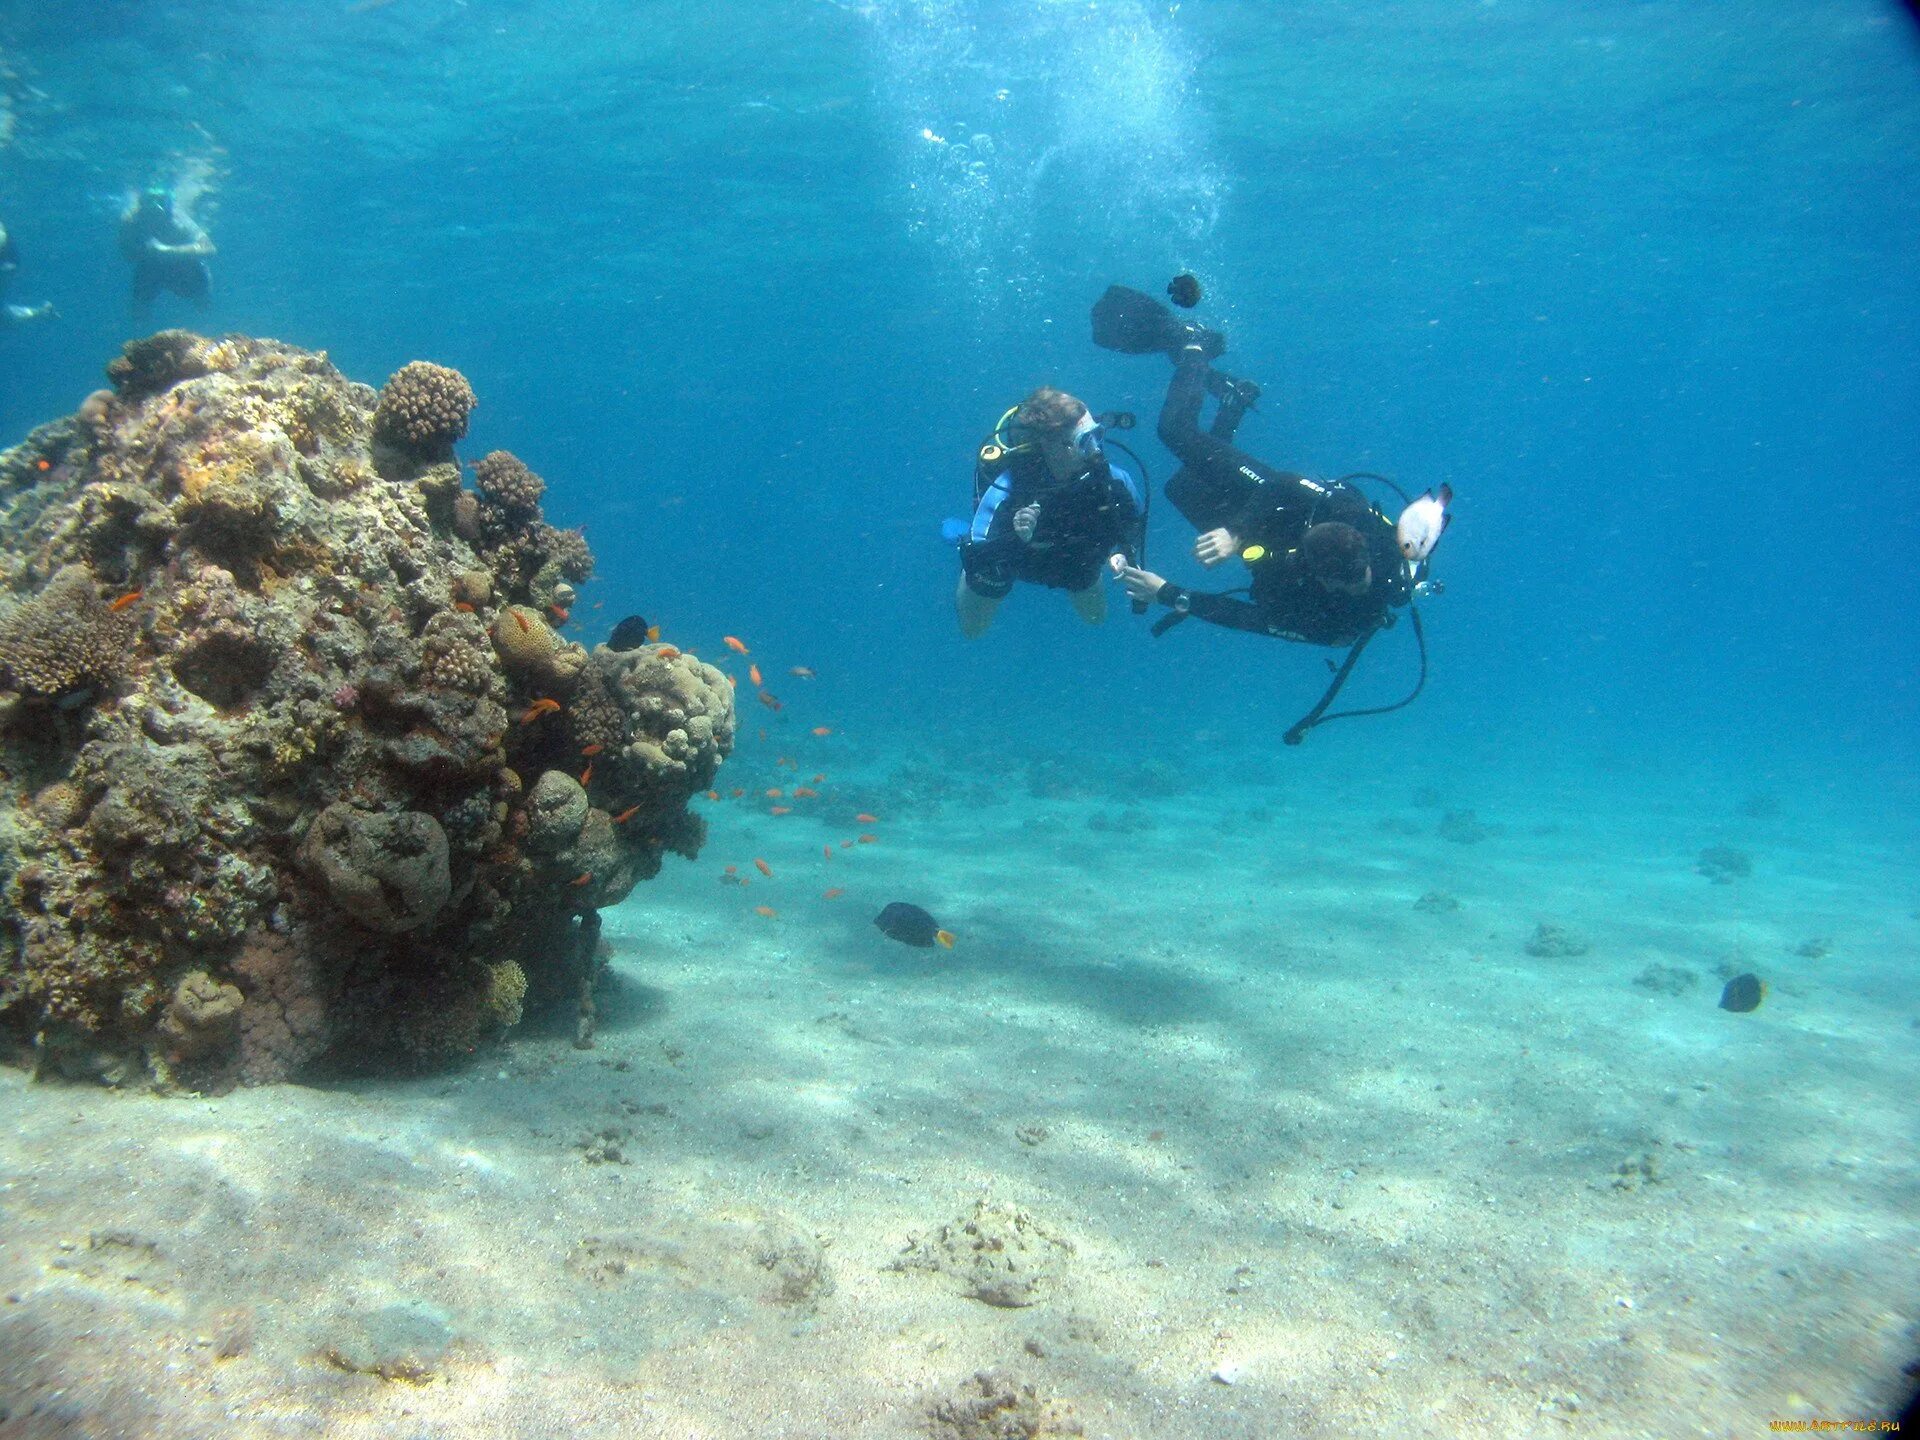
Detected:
left=956, top=386, right=1146, bottom=638
left=118, top=184, right=215, bottom=320
left=1090, top=284, right=1408, bottom=648
left=1121, top=337, right=1408, bottom=646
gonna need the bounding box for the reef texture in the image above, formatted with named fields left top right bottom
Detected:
left=0, top=332, right=733, bottom=1087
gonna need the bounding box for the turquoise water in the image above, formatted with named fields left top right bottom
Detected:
left=2, top=2, right=1918, bottom=1432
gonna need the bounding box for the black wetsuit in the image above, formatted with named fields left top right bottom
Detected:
left=1155, top=348, right=1409, bottom=646
left=960, top=448, right=1145, bottom=600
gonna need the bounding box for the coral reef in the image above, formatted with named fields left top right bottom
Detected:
left=0, top=331, right=733, bottom=1086
left=927, top=1370, right=1083, bottom=1440
left=1524, top=922, right=1591, bottom=959
left=371, top=360, right=475, bottom=463
left=1695, top=845, right=1752, bottom=883
left=890, top=1200, right=1076, bottom=1309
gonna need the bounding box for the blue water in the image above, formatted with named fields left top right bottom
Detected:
left=3, top=5, right=1920, bottom=1426
left=4, top=1, right=1917, bottom=799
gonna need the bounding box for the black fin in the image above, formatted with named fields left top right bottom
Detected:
left=1092, top=285, right=1184, bottom=355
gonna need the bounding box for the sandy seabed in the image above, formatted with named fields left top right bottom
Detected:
left=2, top=756, right=1916, bottom=1439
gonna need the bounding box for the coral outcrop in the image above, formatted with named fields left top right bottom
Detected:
left=371, top=360, right=476, bottom=463
left=0, top=331, right=733, bottom=1087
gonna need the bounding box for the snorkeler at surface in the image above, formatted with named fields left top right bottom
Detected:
left=118, top=183, right=215, bottom=319
left=0, top=220, right=55, bottom=328
left=955, top=386, right=1146, bottom=638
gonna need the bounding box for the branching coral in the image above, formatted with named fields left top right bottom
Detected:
left=472, top=450, right=546, bottom=515
left=0, top=565, right=130, bottom=698
left=372, top=360, right=476, bottom=460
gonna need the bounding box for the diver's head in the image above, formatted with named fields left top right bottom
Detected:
left=1013, top=387, right=1099, bottom=480
left=1299, top=522, right=1373, bottom=595
left=140, top=183, right=173, bottom=214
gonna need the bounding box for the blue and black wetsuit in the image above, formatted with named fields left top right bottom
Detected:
left=960, top=449, right=1145, bottom=600
left=1155, top=347, right=1408, bottom=646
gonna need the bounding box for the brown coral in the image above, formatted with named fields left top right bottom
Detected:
left=373, top=360, right=476, bottom=458
left=472, top=450, right=546, bottom=514
left=0, top=333, right=715, bottom=1086
left=0, top=565, right=129, bottom=698
left=491, top=606, right=585, bottom=687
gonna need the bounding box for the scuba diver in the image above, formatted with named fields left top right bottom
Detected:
left=1092, top=283, right=1453, bottom=743
left=954, top=386, right=1147, bottom=638
left=0, top=220, right=56, bottom=328
left=118, top=182, right=215, bottom=319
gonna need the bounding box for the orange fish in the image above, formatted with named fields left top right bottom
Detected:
left=823, top=887, right=844, bottom=899
left=792, top=787, right=818, bottom=799
left=757, top=691, right=782, bottom=711
left=453, top=601, right=476, bottom=614
left=705, top=790, right=720, bottom=801
left=646, top=624, right=660, bottom=640
left=512, top=611, right=531, bottom=633
left=790, top=667, right=815, bottom=679
left=520, top=698, right=562, bottom=725
left=748, top=663, right=763, bottom=687
left=730, top=788, right=745, bottom=799
left=656, top=645, right=682, bottom=660
left=725, top=864, right=738, bottom=875
left=934, top=930, right=956, bottom=949
left=778, top=756, right=796, bottom=768
left=811, top=726, right=832, bottom=737
left=754, top=858, right=773, bottom=877
left=765, top=788, right=784, bottom=799
left=581, top=743, right=604, bottom=757
left=754, top=905, right=777, bottom=918
left=840, top=839, right=855, bottom=849
left=35, top=458, right=51, bottom=472
left=611, top=805, right=641, bottom=824
left=108, top=590, right=143, bottom=613
left=568, top=871, right=593, bottom=887
left=579, top=761, right=594, bottom=786
left=823, top=846, right=833, bottom=860
left=549, top=605, right=570, bottom=623
left=726, top=675, right=737, bottom=688
left=770, top=805, right=791, bottom=816
left=593, top=601, right=606, bottom=610
left=811, top=773, right=826, bottom=784
left=857, top=834, right=878, bottom=844
left=856, top=813, right=879, bottom=824
left=723, top=635, right=750, bottom=655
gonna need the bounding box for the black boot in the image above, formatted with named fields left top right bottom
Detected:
left=1171, top=323, right=1226, bottom=361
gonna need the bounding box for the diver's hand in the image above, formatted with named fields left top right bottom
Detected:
left=1193, top=528, right=1240, bottom=567
left=1116, top=565, right=1166, bottom=604
left=1013, top=503, right=1040, bottom=542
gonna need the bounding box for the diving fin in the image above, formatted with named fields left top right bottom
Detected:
left=1092, top=285, right=1186, bottom=355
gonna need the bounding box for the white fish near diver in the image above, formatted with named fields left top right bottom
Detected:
left=1396, top=484, right=1453, bottom=565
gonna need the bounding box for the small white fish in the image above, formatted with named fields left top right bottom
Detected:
left=1397, top=483, right=1453, bottom=565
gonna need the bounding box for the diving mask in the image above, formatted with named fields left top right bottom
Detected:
left=1069, top=411, right=1104, bottom=460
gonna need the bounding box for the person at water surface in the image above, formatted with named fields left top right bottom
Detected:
left=0, top=220, right=55, bottom=328
left=119, top=182, right=216, bottom=319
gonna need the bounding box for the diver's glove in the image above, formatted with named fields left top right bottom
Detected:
left=1205, top=371, right=1260, bottom=409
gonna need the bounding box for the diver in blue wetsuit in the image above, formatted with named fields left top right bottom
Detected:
left=955, top=386, right=1146, bottom=638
